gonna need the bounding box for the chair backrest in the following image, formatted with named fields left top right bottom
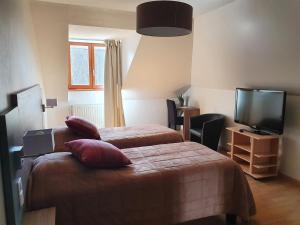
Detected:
left=166, top=99, right=177, bottom=125
left=199, top=113, right=224, bottom=121
left=190, top=113, right=224, bottom=129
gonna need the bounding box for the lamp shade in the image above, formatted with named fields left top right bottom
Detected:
left=136, top=1, right=193, bottom=37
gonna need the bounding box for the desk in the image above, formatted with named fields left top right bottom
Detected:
left=177, top=106, right=200, bottom=140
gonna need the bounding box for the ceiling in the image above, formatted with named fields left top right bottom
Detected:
left=36, top=0, right=234, bottom=16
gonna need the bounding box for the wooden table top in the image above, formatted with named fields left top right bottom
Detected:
left=226, top=127, right=280, bottom=140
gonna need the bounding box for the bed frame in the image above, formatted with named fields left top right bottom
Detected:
left=0, top=85, right=44, bottom=225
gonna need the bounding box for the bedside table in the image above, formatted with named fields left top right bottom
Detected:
left=23, top=207, right=55, bottom=225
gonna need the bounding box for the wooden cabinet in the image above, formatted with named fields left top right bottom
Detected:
left=23, top=207, right=55, bottom=225
left=226, top=127, right=280, bottom=179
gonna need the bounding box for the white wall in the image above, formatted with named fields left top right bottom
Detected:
left=191, top=0, right=300, bottom=93
left=123, top=35, right=193, bottom=126
left=122, top=33, right=141, bottom=80
left=123, top=97, right=168, bottom=126
left=68, top=91, right=103, bottom=104
left=32, top=1, right=193, bottom=128
left=0, top=0, right=44, bottom=224
left=31, top=2, right=136, bottom=128
left=190, top=0, right=300, bottom=180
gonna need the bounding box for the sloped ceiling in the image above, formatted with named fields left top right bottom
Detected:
left=35, top=0, right=234, bottom=16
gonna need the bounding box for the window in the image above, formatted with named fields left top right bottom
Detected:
left=68, top=42, right=105, bottom=90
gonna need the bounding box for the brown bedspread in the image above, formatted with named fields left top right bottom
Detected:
left=28, top=142, right=255, bottom=225
left=54, top=124, right=183, bottom=151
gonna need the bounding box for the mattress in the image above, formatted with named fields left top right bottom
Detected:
left=27, top=142, right=256, bottom=225
left=53, top=124, right=183, bottom=151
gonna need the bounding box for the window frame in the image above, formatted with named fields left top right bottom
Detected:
left=68, top=42, right=105, bottom=91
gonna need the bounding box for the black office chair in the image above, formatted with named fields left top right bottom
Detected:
left=190, top=114, right=225, bottom=151
left=166, top=99, right=183, bottom=130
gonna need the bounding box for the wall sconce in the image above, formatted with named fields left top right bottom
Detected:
left=42, top=98, right=58, bottom=112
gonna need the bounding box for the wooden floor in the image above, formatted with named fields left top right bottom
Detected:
left=181, top=175, right=300, bottom=225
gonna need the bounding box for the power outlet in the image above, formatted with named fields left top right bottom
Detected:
left=16, top=177, right=24, bottom=207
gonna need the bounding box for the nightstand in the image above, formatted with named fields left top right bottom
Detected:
left=23, top=207, right=55, bottom=225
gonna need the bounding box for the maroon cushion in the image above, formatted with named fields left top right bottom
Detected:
left=65, top=116, right=101, bottom=140
left=65, top=139, right=132, bottom=168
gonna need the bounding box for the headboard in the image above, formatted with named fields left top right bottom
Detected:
left=0, top=85, right=44, bottom=225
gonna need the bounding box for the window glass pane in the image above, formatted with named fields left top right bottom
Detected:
left=94, top=46, right=105, bottom=85
left=70, top=45, right=90, bottom=85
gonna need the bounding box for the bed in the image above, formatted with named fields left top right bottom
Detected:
left=0, top=85, right=255, bottom=225
left=27, top=142, right=256, bottom=225
left=54, top=124, right=184, bottom=151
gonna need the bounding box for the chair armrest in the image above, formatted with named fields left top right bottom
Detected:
left=202, top=118, right=225, bottom=147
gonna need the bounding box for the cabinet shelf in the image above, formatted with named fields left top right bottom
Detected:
left=234, top=153, right=250, bottom=163
left=251, top=172, right=278, bottom=179
left=234, top=144, right=251, bottom=153
left=253, top=164, right=277, bottom=169
left=254, top=154, right=277, bottom=158
left=240, top=164, right=277, bottom=179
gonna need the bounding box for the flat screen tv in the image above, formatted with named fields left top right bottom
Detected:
left=234, top=88, right=286, bottom=135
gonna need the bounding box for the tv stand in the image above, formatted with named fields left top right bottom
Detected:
left=226, top=127, right=280, bottom=179
left=239, top=128, right=270, bottom=135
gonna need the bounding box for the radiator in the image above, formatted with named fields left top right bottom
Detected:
left=69, top=104, right=104, bottom=128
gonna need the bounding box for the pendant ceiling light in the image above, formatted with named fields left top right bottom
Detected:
left=136, top=1, right=193, bottom=37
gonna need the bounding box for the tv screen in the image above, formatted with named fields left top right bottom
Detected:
left=234, top=88, right=286, bottom=134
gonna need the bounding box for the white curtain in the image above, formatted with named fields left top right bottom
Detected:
left=104, top=40, right=125, bottom=128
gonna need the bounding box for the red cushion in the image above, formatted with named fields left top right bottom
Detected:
left=65, top=139, right=132, bottom=168
left=65, top=116, right=100, bottom=140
